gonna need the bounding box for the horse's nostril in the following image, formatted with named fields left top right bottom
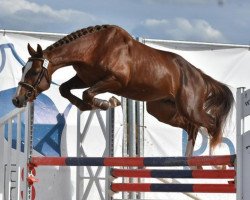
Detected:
left=12, top=98, right=18, bottom=107
left=12, top=97, right=21, bottom=108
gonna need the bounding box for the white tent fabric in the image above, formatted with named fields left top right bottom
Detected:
left=1, top=30, right=250, bottom=199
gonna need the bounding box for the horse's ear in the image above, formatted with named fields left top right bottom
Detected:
left=27, top=43, right=36, bottom=56
left=37, top=44, right=43, bottom=57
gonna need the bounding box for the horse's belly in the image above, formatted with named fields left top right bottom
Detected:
left=116, top=85, right=172, bottom=101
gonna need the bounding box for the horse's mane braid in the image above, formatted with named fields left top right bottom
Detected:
left=46, top=25, right=110, bottom=51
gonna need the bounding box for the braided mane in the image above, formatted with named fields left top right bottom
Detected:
left=46, top=25, right=110, bottom=51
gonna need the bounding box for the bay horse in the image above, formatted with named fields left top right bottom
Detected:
left=12, top=25, right=234, bottom=157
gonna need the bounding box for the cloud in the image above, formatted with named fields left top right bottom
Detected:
left=143, top=0, right=228, bottom=5
left=133, top=18, right=227, bottom=43
left=0, top=0, right=101, bottom=32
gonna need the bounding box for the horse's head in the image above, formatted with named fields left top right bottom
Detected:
left=12, top=44, right=51, bottom=108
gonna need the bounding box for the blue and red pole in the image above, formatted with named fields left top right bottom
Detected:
left=110, top=183, right=236, bottom=193
left=30, top=154, right=236, bottom=167
left=111, top=169, right=236, bottom=179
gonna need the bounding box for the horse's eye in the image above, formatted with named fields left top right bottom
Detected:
left=30, top=70, right=40, bottom=76
left=27, top=69, right=40, bottom=76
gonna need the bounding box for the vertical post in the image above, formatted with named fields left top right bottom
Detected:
left=25, top=102, right=34, bottom=200
left=16, top=112, right=22, bottom=200
left=105, top=108, right=115, bottom=200
left=236, top=87, right=244, bottom=200
left=122, top=98, right=128, bottom=157
left=128, top=99, right=136, bottom=158
left=0, top=123, right=5, bottom=199
left=128, top=99, right=137, bottom=200
left=136, top=101, right=144, bottom=157
left=136, top=101, right=144, bottom=200
left=6, top=118, right=13, bottom=200
left=76, top=109, right=82, bottom=200
left=121, top=97, right=129, bottom=200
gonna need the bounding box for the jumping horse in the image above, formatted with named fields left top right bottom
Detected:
left=12, top=25, right=234, bottom=157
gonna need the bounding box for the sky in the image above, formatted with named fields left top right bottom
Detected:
left=0, top=0, right=250, bottom=45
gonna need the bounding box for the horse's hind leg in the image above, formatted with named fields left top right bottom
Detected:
left=59, top=75, right=92, bottom=111
left=147, top=99, right=200, bottom=159
left=176, top=86, right=216, bottom=136
left=185, top=124, right=199, bottom=157
left=146, top=99, right=179, bottom=126
left=82, top=76, right=122, bottom=110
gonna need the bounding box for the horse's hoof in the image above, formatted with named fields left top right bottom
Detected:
left=109, top=96, right=121, bottom=108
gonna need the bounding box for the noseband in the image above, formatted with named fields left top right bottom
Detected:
left=19, top=57, right=50, bottom=98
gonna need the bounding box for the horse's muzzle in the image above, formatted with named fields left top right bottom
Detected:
left=12, top=96, right=27, bottom=108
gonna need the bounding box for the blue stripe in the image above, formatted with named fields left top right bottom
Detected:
left=144, top=157, right=188, bottom=166
left=0, top=43, right=25, bottom=70
left=151, top=170, right=193, bottom=178
left=65, top=157, right=105, bottom=166
left=150, top=183, right=194, bottom=192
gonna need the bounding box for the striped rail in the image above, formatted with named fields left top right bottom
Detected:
left=110, top=183, right=236, bottom=193
left=30, top=154, right=236, bottom=167
left=111, top=169, right=236, bottom=179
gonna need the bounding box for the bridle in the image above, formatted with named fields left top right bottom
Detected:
left=19, top=57, right=51, bottom=99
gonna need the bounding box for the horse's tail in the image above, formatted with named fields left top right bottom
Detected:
left=204, top=75, right=234, bottom=149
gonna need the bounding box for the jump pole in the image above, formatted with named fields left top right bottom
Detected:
left=110, top=183, right=236, bottom=193
left=110, top=169, right=236, bottom=179
left=30, top=154, right=236, bottom=167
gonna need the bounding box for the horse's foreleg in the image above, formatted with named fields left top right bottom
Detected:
left=82, top=76, right=122, bottom=110
left=59, top=75, right=92, bottom=111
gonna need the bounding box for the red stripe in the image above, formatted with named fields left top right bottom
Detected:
left=31, top=157, right=66, bottom=166
left=188, top=155, right=232, bottom=166
left=192, top=170, right=235, bottom=179
left=111, top=183, right=151, bottom=192
left=104, top=157, right=144, bottom=167
left=193, top=184, right=236, bottom=193
left=111, top=169, right=151, bottom=178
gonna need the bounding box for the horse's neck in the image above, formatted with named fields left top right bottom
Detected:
left=44, top=40, right=96, bottom=74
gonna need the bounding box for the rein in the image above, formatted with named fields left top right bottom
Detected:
left=19, top=57, right=50, bottom=98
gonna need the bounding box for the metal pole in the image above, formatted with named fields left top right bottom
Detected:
left=121, top=97, right=129, bottom=200
left=136, top=101, right=144, bottom=200
left=106, top=108, right=115, bottom=200
left=6, top=118, right=12, bottom=200
left=236, top=87, right=245, bottom=200
left=128, top=99, right=136, bottom=158
left=127, top=99, right=137, bottom=200
left=76, top=109, right=82, bottom=200
left=0, top=124, right=4, bottom=200
left=16, top=112, right=22, bottom=200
